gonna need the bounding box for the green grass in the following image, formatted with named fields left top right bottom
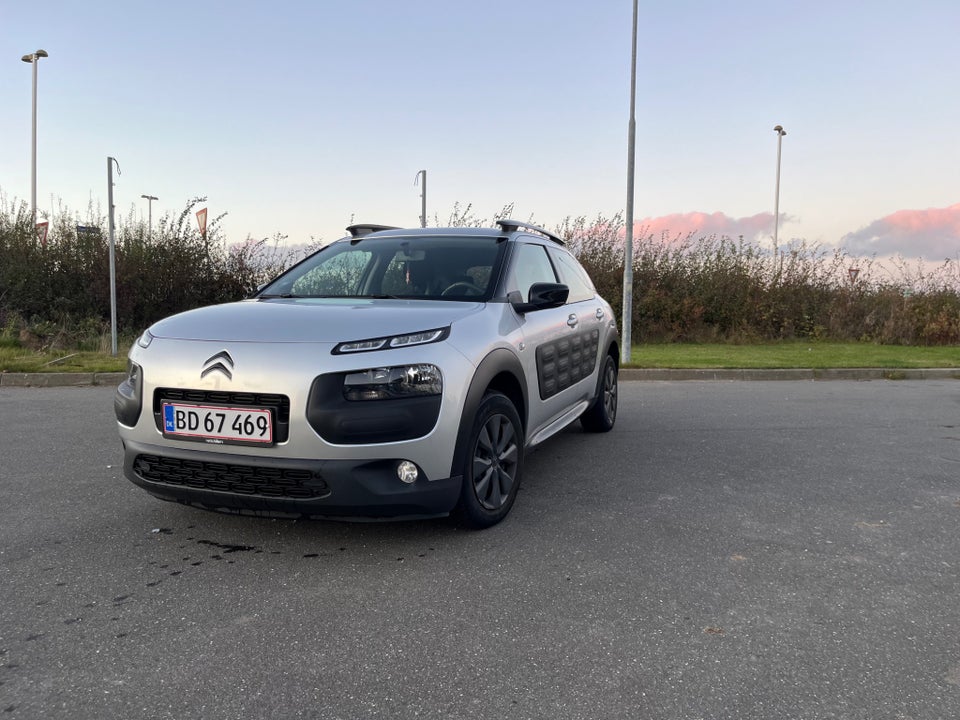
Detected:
left=1, top=341, right=958, bottom=374
left=0, top=346, right=128, bottom=373
left=628, top=342, right=960, bottom=369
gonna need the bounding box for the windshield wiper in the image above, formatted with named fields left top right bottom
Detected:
left=259, top=293, right=403, bottom=300
left=260, top=293, right=353, bottom=299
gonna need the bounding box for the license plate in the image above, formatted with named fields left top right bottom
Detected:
left=162, top=403, right=274, bottom=446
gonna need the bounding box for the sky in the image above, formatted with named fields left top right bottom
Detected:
left=2, top=0, right=959, bottom=260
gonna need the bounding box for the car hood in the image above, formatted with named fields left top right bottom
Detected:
left=148, top=298, right=484, bottom=343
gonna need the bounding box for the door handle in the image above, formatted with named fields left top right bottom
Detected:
left=567, top=314, right=579, bottom=328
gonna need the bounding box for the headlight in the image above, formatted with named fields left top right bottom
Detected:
left=137, top=329, right=154, bottom=349
left=114, top=360, right=144, bottom=426
left=127, top=360, right=142, bottom=386
left=333, top=327, right=449, bottom=355
left=343, top=364, right=442, bottom=401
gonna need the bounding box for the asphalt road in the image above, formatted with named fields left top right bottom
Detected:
left=1, top=381, right=959, bottom=720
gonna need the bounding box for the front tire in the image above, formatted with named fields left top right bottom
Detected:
left=580, top=354, right=618, bottom=432
left=455, top=392, right=524, bottom=529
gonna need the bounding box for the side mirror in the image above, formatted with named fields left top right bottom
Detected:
left=246, top=282, right=268, bottom=299
left=509, top=282, right=569, bottom=314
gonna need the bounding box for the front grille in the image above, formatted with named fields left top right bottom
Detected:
left=133, top=454, right=328, bottom=499
left=153, top=389, right=291, bottom=443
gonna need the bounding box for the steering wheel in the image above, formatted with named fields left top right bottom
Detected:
left=441, top=281, right=483, bottom=296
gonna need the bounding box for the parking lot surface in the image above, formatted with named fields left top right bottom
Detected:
left=1, top=381, right=959, bottom=719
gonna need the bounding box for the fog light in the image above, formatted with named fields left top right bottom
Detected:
left=397, top=461, right=419, bottom=484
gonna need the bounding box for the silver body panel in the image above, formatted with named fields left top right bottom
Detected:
left=121, top=296, right=615, bottom=476
left=116, top=224, right=619, bottom=519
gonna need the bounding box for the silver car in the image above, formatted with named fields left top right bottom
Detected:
left=114, top=220, right=620, bottom=528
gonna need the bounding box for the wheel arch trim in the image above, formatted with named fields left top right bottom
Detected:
left=450, top=348, right=527, bottom=477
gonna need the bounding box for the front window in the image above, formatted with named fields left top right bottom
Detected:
left=259, top=235, right=506, bottom=301
left=506, top=243, right=558, bottom=302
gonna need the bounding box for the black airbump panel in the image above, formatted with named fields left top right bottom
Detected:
left=536, top=328, right=599, bottom=399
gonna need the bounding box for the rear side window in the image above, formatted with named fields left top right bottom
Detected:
left=548, top=249, right=595, bottom=303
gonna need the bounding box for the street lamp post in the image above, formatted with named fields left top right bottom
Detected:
left=621, top=0, right=638, bottom=365
left=21, top=49, right=49, bottom=231
left=108, top=157, right=121, bottom=356
left=141, top=194, right=158, bottom=240
left=773, top=124, right=786, bottom=255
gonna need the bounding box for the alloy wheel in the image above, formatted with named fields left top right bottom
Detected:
left=472, top=413, right=519, bottom=510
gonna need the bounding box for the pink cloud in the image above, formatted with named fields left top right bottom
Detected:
left=632, top=211, right=775, bottom=243
left=842, top=203, right=960, bottom=258
left=565, top=211, right=780, bottom=249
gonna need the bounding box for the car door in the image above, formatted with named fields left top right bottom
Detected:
left=504, top=241, right=598, bottom=441
left=547, top=245, right=607, bottom=383
left=544, top=245, right=604, bottom=396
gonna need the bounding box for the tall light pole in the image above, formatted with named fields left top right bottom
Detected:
left=21, top=49, right=49, bottom=231
left=621, top=0, right=638, bottom=366
left=141, top=194, right=158, bottom=240
left=108, top=157, right=121, bottom=356
left=414, top=170, right=427, bottom=228
left=772, top=125, right=786, bottom=255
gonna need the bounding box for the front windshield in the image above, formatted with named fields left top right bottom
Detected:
left=259, top=235, right=505, bottom=301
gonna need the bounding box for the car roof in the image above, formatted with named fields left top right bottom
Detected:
left=344, top=219, right=565, bottom=246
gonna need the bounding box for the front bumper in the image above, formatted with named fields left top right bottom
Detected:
left=122, top=439, right=462, bottom=520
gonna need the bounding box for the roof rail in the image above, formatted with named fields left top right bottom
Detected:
left=495, top=219, right=564, bottom=245
left=346, top=223, right=400, bottom=238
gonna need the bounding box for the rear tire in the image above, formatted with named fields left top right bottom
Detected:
left=455, top=392, right=524, bottom=529
left=580, top=354, right=618, bottom=433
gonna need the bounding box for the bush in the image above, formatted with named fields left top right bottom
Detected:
left=1, top=194, right=957, bottom=347
left=0, top=193, right=317, bottom=345
left=558, top=212, right=960, bottom=345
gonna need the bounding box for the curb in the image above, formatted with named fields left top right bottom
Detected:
left=618, top=368, right=960, bottom=382
left=2, top=369, right=959, bottom=388
left=0, top=372, right=127, bottom=388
